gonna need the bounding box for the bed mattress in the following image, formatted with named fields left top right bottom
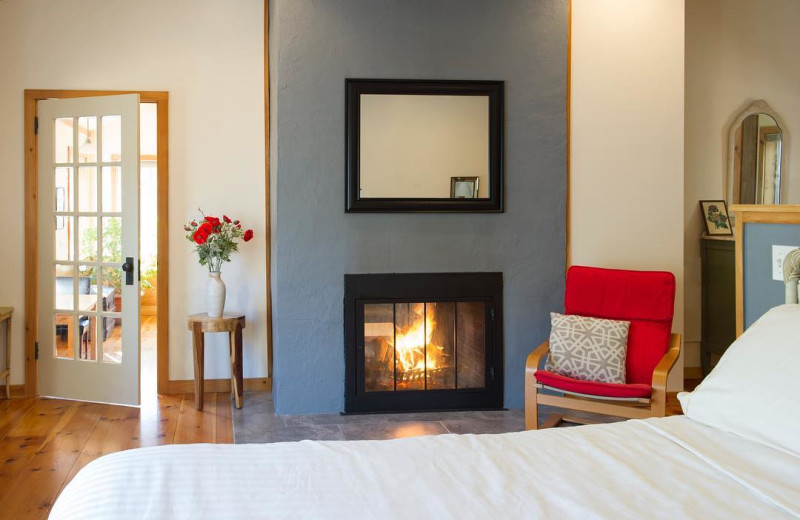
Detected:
left=49, top=415, right=800, bottom=519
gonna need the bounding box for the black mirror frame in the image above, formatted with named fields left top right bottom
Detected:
left=345, top=79, right=505, bottom=213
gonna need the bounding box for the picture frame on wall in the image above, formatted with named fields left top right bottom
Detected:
left=699, top=200, right=733, bottom=236
left=450, top=177, right=479, bottom=199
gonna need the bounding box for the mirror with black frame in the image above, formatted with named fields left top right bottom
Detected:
left=345, top=79, right=504, bottom=212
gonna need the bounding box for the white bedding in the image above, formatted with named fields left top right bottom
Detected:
left=50, top=415, right=800, bottom=519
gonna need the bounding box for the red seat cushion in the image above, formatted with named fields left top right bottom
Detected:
left=564, top=266, right=675, bottom=385
left=534, top=370, right=652, bottom=399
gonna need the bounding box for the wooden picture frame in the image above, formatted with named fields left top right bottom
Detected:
left=450, top=176, right=479, bottom=199
left=700, top=200, right=733, bottom=236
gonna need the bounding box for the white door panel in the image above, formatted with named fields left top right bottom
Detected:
left=38, top=94, right=140, bottom=406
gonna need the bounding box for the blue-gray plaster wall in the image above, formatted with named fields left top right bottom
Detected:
left=744, top=223, right=800, bottom=328
left=270, top=0, right=568, bottom=414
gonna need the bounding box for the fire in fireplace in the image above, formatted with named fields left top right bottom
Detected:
left=345, top=273, right=503, bottom=413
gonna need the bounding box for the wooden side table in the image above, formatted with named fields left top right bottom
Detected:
left=0, top=307, right=13, bottom=400
left=187, top=313, right=245, bottom=411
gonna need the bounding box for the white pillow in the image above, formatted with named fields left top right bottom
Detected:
left=678, top=304, right=800, bottom=455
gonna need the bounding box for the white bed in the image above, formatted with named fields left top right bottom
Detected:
left=50, top=306, right=800, bottom=519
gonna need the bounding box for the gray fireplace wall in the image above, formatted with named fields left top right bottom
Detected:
left=270, top=0, right=568, bottom=414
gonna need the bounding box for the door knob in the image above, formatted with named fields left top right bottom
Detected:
left=122, top=257, right=134, bottom=286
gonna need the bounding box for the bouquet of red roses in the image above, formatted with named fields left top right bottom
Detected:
left=184, top=211, right=254, bottom=272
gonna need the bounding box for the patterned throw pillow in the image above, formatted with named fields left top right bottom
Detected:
left=545, top=312, right=630, bottom=384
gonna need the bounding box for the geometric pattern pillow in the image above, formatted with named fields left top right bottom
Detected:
left=544, top=312, right=630, bottom=384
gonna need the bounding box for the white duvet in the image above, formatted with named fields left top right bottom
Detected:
left=50, top=415, right=800, bottom=520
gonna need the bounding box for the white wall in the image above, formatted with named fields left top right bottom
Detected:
left=684, top=0, right=800, bottom=365
left=570, top=0, right=685, bottom=389
left=0, top=0, right=267, bottom=385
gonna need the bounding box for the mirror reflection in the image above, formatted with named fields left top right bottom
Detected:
left=359, top=94, right=490, bottom=199
left=733, top=112, right=783, bottom=204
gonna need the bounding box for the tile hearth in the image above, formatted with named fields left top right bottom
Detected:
left=231, top=392, right=606, bottom=444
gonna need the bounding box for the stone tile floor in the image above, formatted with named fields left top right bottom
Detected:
left=232, top=391, right=609, bottom=444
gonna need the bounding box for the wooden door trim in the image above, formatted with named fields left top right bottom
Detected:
left=24, top=89, right=170, bottom=397
left=264, top=0, right=273, bottom=385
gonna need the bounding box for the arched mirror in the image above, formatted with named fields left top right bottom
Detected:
left=727, top=100, right=790, bottom=205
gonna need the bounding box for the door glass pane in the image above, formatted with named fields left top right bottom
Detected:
left=102, top=167, right=122, bottom=212
left=77, top=315, right=97, bottom=361
left=55, top=167, right=73, bottom=212
left=54, top=265, right=75, bottom=311
left=102, top=115, right=122, bottom=162
left=456, top=302, right=486, bottom=389
left=78, top=217, right=98, bottom=261
left=78, top=167, right=97, bottom=212
left=426, top=302, right=455, bottom=390
left=54, top=313, right=74, bottom=359
left=101, top=266, right=122, bottom=313
left=102, top=316, right=122, bottom=364
left=364, top=303, right=394, bottom=392
left=54, top=118, right=73, bottom=163
left=101, top=217, right=122, bottom=262
left=77, top=117, right=97, bottom=163
left=54, top=216, right=74, bottom=261
left=395, top=302, right=426, bottom=391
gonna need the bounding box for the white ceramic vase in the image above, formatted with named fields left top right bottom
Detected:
left=206, top=271, right=226, bottom=318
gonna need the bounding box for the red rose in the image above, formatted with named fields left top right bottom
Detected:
left=193, top=229, right=209, bottom=244
left=243, top=229, right=254, bottom=242
left=204, top=216, right=221, bottom=229
left=198, top=222, right=214, bottom=235
left=223, top=215, right=232, bottom=224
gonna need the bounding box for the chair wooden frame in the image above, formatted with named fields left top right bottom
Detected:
left=524, top=333, right=682, bottom=430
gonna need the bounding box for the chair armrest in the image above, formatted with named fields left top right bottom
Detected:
left=526, top=340, right=550, bottom=378
left=652, top=333, right=682, bottom=389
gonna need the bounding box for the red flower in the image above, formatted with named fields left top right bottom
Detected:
left=198, top=222, right=214, bottom=234
left=204, top=216, right=221, bottom=229
left=243, top=229, right=254, bottom=242
left=223, top=215, right=232, bottom=224
left=191, top=220, right=197, bottom=226
left=193, top=228, right=209, bottom=244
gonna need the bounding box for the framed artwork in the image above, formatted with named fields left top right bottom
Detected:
left=700, top=200, right=733, bottom=235
left=450, top=177, right=479, bottom=199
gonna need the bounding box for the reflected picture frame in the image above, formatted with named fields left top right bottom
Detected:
left=700, top=200, right=733, bottom=236
left=450, top=177, right=479, bottom=199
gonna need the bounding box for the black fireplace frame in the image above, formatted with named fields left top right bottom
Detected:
left=344, top=273, right=503, bottom=414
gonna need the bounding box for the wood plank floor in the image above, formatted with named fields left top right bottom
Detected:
left=0, top=392, right=232, bottom=520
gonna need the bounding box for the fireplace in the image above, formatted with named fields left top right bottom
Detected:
left=344, top=273, right=503, bottom=413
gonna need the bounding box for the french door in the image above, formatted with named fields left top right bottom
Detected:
left=37, top=94, right=141, bottom=406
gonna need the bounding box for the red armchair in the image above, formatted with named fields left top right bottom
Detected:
left=525, top=266, right=682, bottom=430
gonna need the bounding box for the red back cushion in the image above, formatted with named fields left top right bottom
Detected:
left=564, top=266, right=675, bottom=385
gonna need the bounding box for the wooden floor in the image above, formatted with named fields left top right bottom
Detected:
left=0, top=392, right=233, bottom=520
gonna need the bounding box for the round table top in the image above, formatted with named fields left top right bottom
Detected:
left=187, top=313, right=246, bottom=332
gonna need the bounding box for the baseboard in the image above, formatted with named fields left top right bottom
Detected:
left=166, top=376, right=271, bottom=394
left=684, top=367, right=703, bottom=380
left=4, top=384, right=26, bottom=398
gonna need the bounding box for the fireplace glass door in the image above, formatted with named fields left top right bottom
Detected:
left=363, top=301, right=486, bottom=393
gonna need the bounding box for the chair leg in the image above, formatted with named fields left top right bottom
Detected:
left=541, top=413, right=564, bottom=429
left=525, top=382, right=539, bottom=430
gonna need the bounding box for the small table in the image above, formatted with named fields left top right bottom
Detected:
left=0, top=307, right=13, bottom=399
left=187, top=313, right=245, bottom=411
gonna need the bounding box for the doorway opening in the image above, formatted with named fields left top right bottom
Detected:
left=139, top=102, right=159, bottom=401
